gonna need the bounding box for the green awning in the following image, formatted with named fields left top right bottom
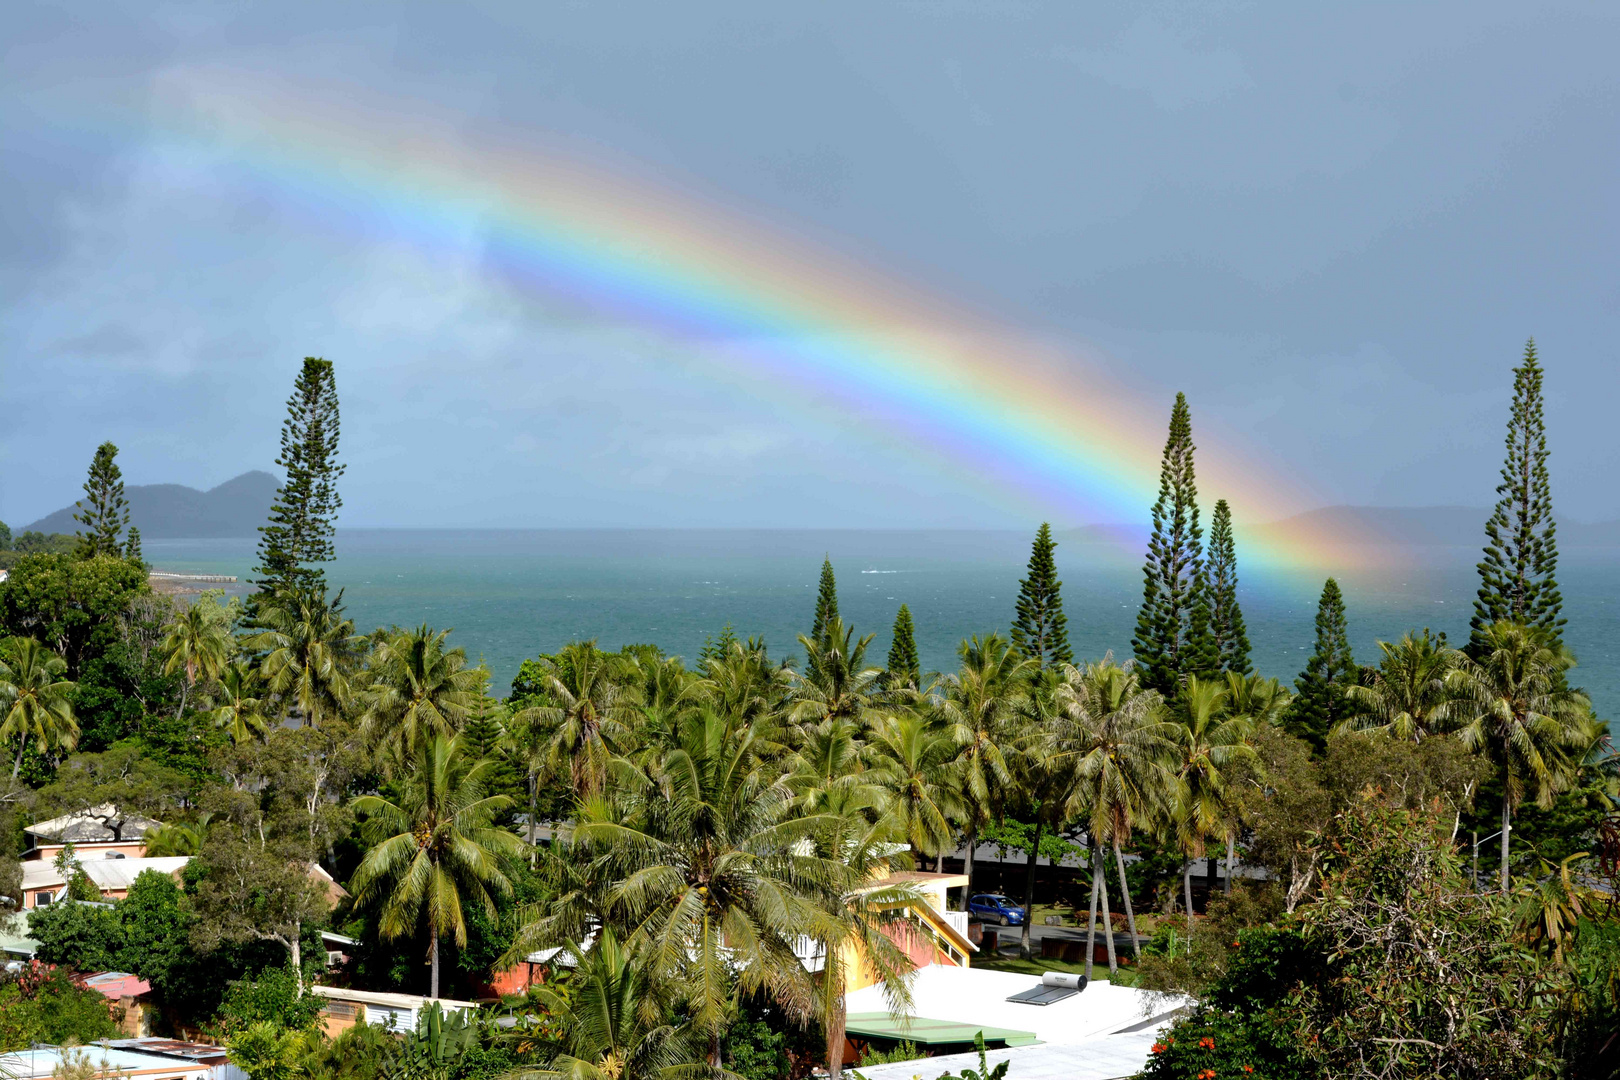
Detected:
left=844, top=1013, right=1039, bottom=1048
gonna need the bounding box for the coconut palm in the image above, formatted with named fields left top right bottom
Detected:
left=511, top=641, right=642, bottom=799
left=517, top=709, right=905, bottom=1069
left=511, top=930, right=700, bottom=1080
left=697, top=637, right=790, bottom=732
left=144, top=816, right=212, bottom=857
left=1054, top=658, right=1179, bottom=973
left=934, top=634, right=1033, bottom=900
left=349, top=733, right=525, bottom=998
left=0, top=637, right=79, bottom=779
left=790, top=618, right=883, bottom=731
left=209, top=663, right=270, bottom=745
left=786, top=717, right=887, bottom=820
left=867, top=712, right=964, bottom=862
left=1168, top=676, right=1254, bottom=929
left=247, top=587, right=360, bottom=728
left=359, top=625, right=483, bottom=763
left=1220, top=672, right=1291, bottom=728
left=1446, top=621, right=1597, bottom=891
left=1345, top=630, right=1462, bottom=741
left=162, top=595, right=235, bottom=718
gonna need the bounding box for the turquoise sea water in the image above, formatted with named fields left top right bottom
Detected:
left=143, top=530, right=1620, bottom=725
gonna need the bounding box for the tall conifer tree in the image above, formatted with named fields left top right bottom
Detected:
left=255, top=358, right=346, bottom=596
left=1288, top=577, right=1357, bottom=752
left=123, top=527, right=144, bottom=564
left=1206, top=499, right=1251, bottom=674
left=1471, top=340, right=1564, bottom=652
left=1132, top=393, right=1208, bottom=694
left=886, top=604, right=920, bottom=689
left=807, top=557, right=840, bottom=678
left=73, top=442, right=130, bottom=559
left=1011, top=523, right=1073, bottom=669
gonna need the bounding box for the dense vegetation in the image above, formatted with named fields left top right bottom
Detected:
left=0, top=342, right=1615, bottom=1080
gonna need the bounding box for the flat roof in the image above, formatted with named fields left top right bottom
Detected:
left=851, top=1031, right=1168, bottom=1080
left=845, top=1012, right=1039, bottom=1047
left=842, top=966, right=1188, bottom=1048
left=311, top=985, right=479, bottom=1010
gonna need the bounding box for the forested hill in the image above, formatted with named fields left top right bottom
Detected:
left=23, top=470, right=277, bottom=538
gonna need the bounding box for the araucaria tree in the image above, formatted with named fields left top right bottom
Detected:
left=1133, top=393, right=1210, bottom=694
left=1471, top=340, right=1565, bottom=652
left=256, top=358, right=346, bottom=596
left=1288, top=578, right=1357, bottom=751
left=73, top=442, right=130, bottom=559
left=1011, top=523, right=1072, bottom=669
left=886, top=604, right=919, bottom=689
left=807, top=557, right=840, bottom=678
left=1204, top=499, right=1251, bottom=674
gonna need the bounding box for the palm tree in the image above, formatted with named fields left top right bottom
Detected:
left=144, top=816, right=211, bottom=856
left=786, top=717, right=887, bottom=820
left=349, top=733, right=525, bottom=997
left=1345, top=630, right=1461, bottom=741
left=517, top=709, right=907, bottom=1070
left=247, top=587, right=359, bottom=728
left=162, top=596, right=235, bottom=719
left=1169, top=676, right=1254, bottom=929
left=511, top=641, right=641, bottom=799
left=1446, top=621, right=1596, bottom=891
left=1217, top=672, right=1290, bottom=893
left=934, top=634, right=1033, bottom=900
left=359, top=625, right=482, bottom=763
left=790, top=618, right=883, bottom=731
left=1054, top=658, right=1179, bottom=974
left=697, top=637, right=791, bottom=732
left=0, top=637, right=79, bottom=779
left=209, top=663, right=270, bottom=745
left=867, top=712, right=963, bottom=863
left=511, top=930, right=699, bottom=1080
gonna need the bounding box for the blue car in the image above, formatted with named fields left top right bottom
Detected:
left=967, top=893, right=1026, bottom=926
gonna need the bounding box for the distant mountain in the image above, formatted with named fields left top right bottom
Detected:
left=1248, top=506, right=1620, bottom=548
left=24, top=471, right=278, bottom=539
left=1061, top=506, right=1620, bottom=550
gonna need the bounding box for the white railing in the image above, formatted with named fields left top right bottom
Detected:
left=792, top=935, right=826, bottom=973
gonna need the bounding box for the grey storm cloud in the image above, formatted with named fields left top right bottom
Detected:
left=2, top=1, right=1616, bottom=529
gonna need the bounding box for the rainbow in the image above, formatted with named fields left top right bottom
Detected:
left=50, top=72, right=1386, bottom=572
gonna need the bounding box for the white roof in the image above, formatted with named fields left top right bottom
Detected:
left=310, top=985, right=479, bottom=1011
left=851, top=1030, right=1170, bottom=1080
left=842, top=965, right=1188, bottom=1048
left=22, top=856, right=190, bottom=894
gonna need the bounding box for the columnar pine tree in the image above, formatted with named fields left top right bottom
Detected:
left=255, top=358, right=346, bottom=597
left=1132, top=393, right=1208, bottom=695
left=123, top=527, right=143, bottom=564
left=72, top=442, right=130, bottom=559
left=1205, top=499, right=1252, bottom=674
left=1011, top=523, right=1073, bottom=670
left=811, top=557, right=839, bottom=644
left=1288, top=577, right=1357, bottom=752
left=807, top=557, right=839, bottom=678
left=1470, top=340, right=1565, bottom=653
left=886, top=604, right=920, bottom=689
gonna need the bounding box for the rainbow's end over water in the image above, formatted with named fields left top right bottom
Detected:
left=47, top=71, right=1402, bottom=576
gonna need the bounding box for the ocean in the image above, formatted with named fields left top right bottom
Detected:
left=143, top=530, right=1620, bottom=724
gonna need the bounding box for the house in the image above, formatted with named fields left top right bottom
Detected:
left=20, top=855, right=191, bottom=909
left=310, top=986, right=479, bottom=1038
left=841, top=965, right=1189, bottom=1077
left=828, top=864, right=978, bottom=995
left=81, top=971, right=158, bottom=1036
left=22, top=804, right=162, bottom=862
left=0, top=912, right=40, bottom=966
left=0, top=1039, right=246, bottom=1080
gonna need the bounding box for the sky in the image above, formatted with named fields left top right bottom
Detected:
left=3, top=1, right=1617, bottom=531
